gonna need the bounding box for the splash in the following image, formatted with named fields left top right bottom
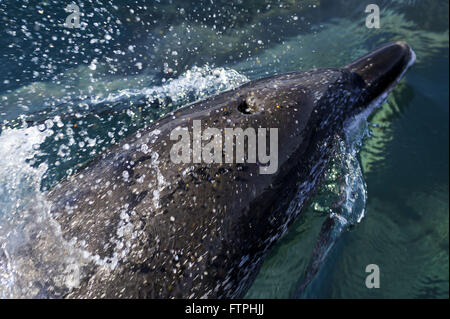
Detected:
left=332, top=120, right=370, bottom=228
left=0, top=126, right=91, bottom=298
left=2, top=65, right=249, bottom=125
left=293, top=112, right=370, bottom=297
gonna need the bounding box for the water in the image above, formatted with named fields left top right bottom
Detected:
left=0, top=0, right=448, bottom=298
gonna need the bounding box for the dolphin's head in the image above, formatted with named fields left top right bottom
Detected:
left=209, top=41, right=416, bottom=175
left=226, top=42, right=415, bottom=138
left=154, top=42, right=415, bottom=178
left=234, top=41, right=415, bottom=121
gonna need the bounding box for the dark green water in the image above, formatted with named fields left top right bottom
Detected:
left=0, top=0, right=448, bottom=298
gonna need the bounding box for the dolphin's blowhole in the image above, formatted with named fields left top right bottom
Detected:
left=238, top=98, right=258, bottom=114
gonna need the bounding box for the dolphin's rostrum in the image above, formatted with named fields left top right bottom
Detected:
left=47, top=42, right=415, bottom=298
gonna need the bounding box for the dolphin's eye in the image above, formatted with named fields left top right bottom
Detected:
left=238, top=98, right=258, bottom=114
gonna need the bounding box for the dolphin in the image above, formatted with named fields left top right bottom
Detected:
left=46, top=42, right=415, bottom=298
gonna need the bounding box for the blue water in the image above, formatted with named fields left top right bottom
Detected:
left=0, top=0, right=448, bottom=298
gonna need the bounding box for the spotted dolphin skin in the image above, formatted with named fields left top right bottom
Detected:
left=47, top=42, right=415, bottom=298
